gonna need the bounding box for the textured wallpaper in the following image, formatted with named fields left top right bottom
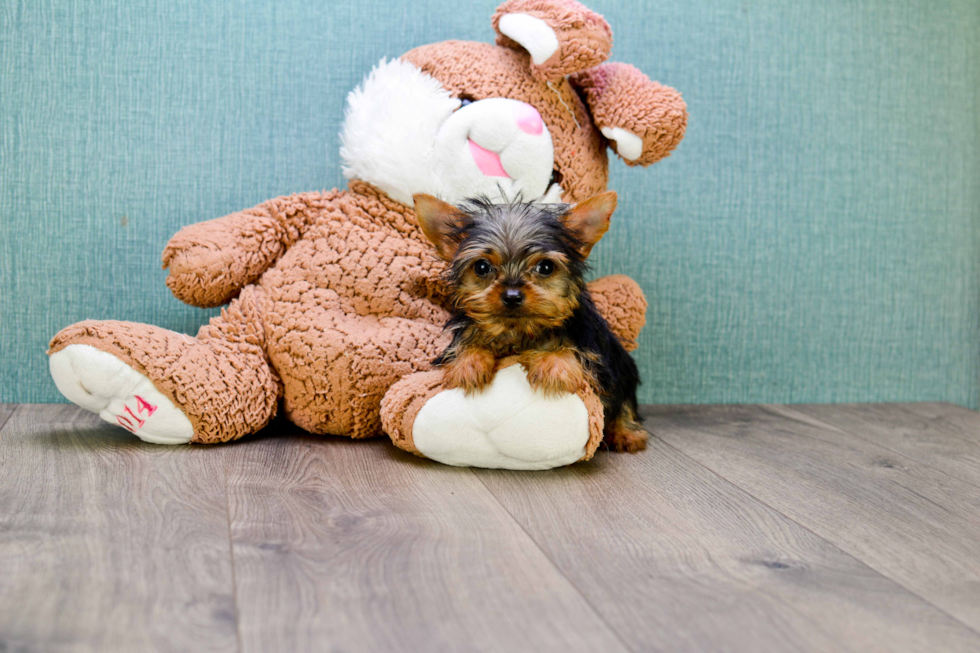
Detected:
left=2, top=0, right=979, bottom=406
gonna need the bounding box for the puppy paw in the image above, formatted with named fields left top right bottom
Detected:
left=522, top=349, right=587, bottom=397
left=604, top=419, right=648, bottom=453
left=442, top=348, right=497, bottom=395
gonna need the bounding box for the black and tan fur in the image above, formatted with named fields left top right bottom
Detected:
left=414, top=192, right=647, bottom=453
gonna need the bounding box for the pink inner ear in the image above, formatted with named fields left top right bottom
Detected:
left=468, top=139, right=510, bottom=178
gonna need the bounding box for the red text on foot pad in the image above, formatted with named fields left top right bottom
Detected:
left=115, top=395, right=158, bottom=433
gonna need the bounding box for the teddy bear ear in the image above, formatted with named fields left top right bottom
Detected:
left=570, top=62, right=688, bottom=167
left=492, top=0, right=612, bottom=82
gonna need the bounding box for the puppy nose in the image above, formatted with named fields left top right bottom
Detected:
left=513, top=102, right=543, bottom=135
left=502, top=289, right=524, bottom=308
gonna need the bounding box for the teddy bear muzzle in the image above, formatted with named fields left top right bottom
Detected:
left=432, top=97, right=556, bottom=204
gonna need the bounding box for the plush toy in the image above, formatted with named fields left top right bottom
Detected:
left=48, top=0, right=686, bottom=468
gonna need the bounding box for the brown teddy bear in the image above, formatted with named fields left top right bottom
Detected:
left=48, top=0, right=686, bottom=468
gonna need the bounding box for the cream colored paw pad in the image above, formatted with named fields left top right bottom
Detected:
left=49, top=344, right=194, bottom=444
left=412, top=365, right=590, bottom=470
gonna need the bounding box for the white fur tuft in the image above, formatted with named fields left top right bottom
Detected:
left=340, top=58, right=460, bottom=206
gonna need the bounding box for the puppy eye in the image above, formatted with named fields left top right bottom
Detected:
left=535, top=259, right=554, bottom=276
left=473, top=259, right=493, bottom=276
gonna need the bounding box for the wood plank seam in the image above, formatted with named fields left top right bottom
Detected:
left=0, top=405, right=241, bottom=651
left=222, top=456, right=245, bottom=653
left=645, top=408, right=980, bottom=639
left=770, top=405, right=980, bottom=491
left=470, top=470, right=636, bottom=653
left=645, top=430, right=980, bottom=639
left=222, top=435, right=628, bottom=651
left=904, top=403, right=980, bottom=446
left=916, top=402, right=980, bottom=436
left=0, top=404, right=22, bottom=437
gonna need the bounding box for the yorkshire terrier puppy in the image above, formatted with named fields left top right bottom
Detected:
left=413, top=191, right=647, bottom=453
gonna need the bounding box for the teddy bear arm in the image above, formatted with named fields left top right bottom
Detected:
left=162, top=191, right=338, bottom=308
left=587, top=274, right=647, bottom=351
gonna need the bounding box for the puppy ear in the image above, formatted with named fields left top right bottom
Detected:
left=562, top=190, right=617, bottom=257
left=492, top=0, right=612, bottom=82
left=570, top=62, right=687, bottom=166
left=413, top=194, right=466, bottom=261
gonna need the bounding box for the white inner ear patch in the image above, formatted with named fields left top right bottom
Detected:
left=601, top=126, right=644, bottom=161
left=498, top=13, right=560, bottom=65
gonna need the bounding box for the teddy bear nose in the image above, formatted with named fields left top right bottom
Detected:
left=502, top=288, right=525, bottom=308
left=513, top=103, right=543, bottom=135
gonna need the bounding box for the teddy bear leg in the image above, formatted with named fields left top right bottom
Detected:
left=279, top=314, right=447, bottom=440
left=380, top=361, right=605, bottom=469
left=48, top=286, right=280, bottom=444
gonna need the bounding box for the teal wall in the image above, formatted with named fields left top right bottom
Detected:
left=2, top=0, right=979, bottom=407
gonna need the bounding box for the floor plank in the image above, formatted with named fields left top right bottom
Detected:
left=0, top=405, right=239, bottom=653
left=902, top=401, right=980, bottom=430
left=904, top=402, right=980, bottom=443
left=474, top=434, right=980, bottom=653
left=224, top=428, right=626, bottom=653
left=791, top=403, right=980, bottom=489
left=0, top=403, right=16, bottom=432
left=8, top=402, right=980, bottom=652
left=643, top=404, right=980, bottom=634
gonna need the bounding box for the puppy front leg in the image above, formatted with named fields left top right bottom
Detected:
left=442, top=347, right=497, bottom=395
left=521, top=348, right=589, bottom=397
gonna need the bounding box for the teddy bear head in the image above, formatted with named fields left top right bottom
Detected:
left=340, top=0, right=687, bottom=207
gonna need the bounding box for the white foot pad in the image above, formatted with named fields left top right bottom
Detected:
left=49, top=344, right=194, bottom=444
left=412, top=365, right=591, bottom=470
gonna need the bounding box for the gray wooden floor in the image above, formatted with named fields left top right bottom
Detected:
left=1, top=402, right=979, bottom=652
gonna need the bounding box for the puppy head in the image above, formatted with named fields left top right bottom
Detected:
left=414, top=192, right=616, bottom=337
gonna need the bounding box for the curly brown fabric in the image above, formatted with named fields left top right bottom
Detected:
left=492, top=0, right=612, bottom=82
left=49, top=286, right=280, bottom=444
left=380, top=369, right=447, bottom=457
left=571, top=62, right=688, bottom=167
left=162, top=190, right=345, bottom=308
left=587, top=275, right=647, bottom=351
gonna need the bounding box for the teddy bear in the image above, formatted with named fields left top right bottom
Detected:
left=47, top=0, right=686, bottom=468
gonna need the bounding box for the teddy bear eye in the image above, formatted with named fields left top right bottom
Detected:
left=473, top=259, right=493, bottom=276
left=535, top=259, right=554, bottom=276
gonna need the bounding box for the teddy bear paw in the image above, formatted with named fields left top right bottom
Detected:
left=49, top=344, right=194, bottom=444
left=411, top=365, right=592, bottom=469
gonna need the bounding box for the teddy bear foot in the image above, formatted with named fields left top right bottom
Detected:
left=49, top=344, right=194, bottom=444
left=381, top=360, right=604, bottom=469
